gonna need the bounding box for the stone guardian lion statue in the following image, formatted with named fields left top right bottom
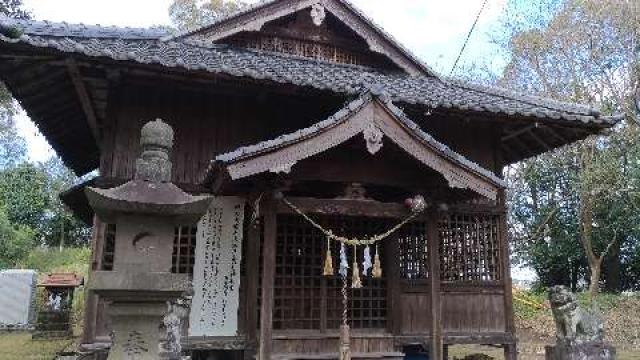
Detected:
left=548, top=285, right=604, bottom=345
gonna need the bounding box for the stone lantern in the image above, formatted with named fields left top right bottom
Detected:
left=86, top=119, right=213, bottom=360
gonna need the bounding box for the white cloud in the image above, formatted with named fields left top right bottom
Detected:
left=348, top=0, right=508, bottom=73
left=21, top=0, right=173, bottom=27
left=14, top=109, right=54, bottom=163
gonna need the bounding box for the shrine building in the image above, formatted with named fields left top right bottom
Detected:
left=0, top=1, right=619, bottom=359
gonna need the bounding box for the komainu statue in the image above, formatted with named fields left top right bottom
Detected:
left=545, top=286, right=615, bottom=360
left=549, top=286, right=604, bottom=344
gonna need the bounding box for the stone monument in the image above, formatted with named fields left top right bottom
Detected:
left=545, top=286, right=616, bottom=360
left=86, top=119, right=213, bottom=360
left=0, top=269, right=37, bottom=330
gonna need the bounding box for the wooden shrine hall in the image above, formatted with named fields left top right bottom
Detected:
left=0, top=1, right=619, bottom=359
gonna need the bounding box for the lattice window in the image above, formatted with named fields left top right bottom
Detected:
left=172, top=225, right=197, bottom=275
left=274, top=214, right=388, bottom=331
left=397, top=221, right=429, bottom=280
left=227, top=34, right=372, bottom=67
left=101, top=224, right=116, bottom=271
left=439, top=213, right=501, bottom=282
left=274, top=215, right=323, bottom=330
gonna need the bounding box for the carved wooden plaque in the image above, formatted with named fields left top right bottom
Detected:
left=189, top=197, right=245, bottom=337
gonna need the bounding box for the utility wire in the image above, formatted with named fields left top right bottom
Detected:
left=449, top=0, right=490, bottom=77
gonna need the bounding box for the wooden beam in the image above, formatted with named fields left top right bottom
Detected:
left=509, top=136, right=536, bottom=156
left=543, top=125, right=569, bottom=144
left=428, top=210, right=443, bottom=360
left=501, top=123, right=539, bottom=142
left=275, top=196, right=416, bottom=219
left=259, top=199, right=277, bottom=360
left=501, top=142, right=521, bottom=163
left=66, top=58, right=101, bottom=147
left=527, top=129, right=552, bottom=151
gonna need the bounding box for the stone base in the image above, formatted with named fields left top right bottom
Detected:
left=545, top=342, right=616, bottom=360
left=107, top=302, right=167, bottom=360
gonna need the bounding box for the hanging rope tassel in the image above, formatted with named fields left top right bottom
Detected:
left=362, top=245, right=372, bottom=276
left=339, top=243, right=349, bottom=278
left=352, top=245, right=362, bottom=289
left=323, top=238, right=334, bottom=276
left=372, top=244, right=382, bottom=278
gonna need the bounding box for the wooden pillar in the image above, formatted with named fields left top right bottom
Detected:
left=386, top=232, right=402, bottom=335
left=499, top=190, right=517, bottom=360
left=428, top=210, right=443, bottom=360
left=244, top=213, right=261, bottom=358
left=259, top=201, right=277, bottom=360
left=81, top=216, right=104, bottom=345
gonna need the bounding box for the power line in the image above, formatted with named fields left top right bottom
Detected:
left=449, top=0, right=490, bottom=77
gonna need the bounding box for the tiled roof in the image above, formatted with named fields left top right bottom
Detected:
left=0, top=16, right=621, bottom=126
left=214, top=92, right=507, bottom=188
left=39, top=273, right=83, bottom=288
left=0, top=15, right=168, bottom=39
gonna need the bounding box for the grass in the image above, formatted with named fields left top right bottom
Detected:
left=448, top=344, right=640, bottom=360
left=16, top=247, right=91, bottom=275
left=0, top=332, right=74, bottom=360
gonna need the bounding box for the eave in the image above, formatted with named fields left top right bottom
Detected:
left=0, top=16, right=622, bottom=176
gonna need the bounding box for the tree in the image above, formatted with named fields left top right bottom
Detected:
left=169, top=0, right=247, bottom=31
left=0, top=0, right=29, bottom=20
left=0, top=159, right=91, bottom=248
left=495, top=0, right=640, bottom=296
left=38, top=157, right=91, bottom=248
left=0, top=206, right=33, bottom=269
left=0, top=0, right=29, bottom=169
left=0, top=112, right=27, bottom=170
left=0, top=163, right=48, bottom=236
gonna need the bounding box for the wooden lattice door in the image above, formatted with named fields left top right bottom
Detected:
left=273, top=214, right=389, bottom=331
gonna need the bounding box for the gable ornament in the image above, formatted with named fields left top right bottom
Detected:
left=363, top=123, right=383, bottom=155
left=310, top=3, right=326, bottom=26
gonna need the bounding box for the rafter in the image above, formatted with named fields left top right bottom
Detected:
left=543, top=125, right=569, bottom=144
left=501, top=123, right=539, bottom=142
left=527, top=130, right=552, bottom=151
left=66, top=58, right=101, bottom=147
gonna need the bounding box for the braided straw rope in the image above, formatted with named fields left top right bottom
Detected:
left=281, top=198, right=423, bottom=246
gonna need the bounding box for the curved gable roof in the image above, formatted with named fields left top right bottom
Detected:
left=208, top=92, right=506, bottom=200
